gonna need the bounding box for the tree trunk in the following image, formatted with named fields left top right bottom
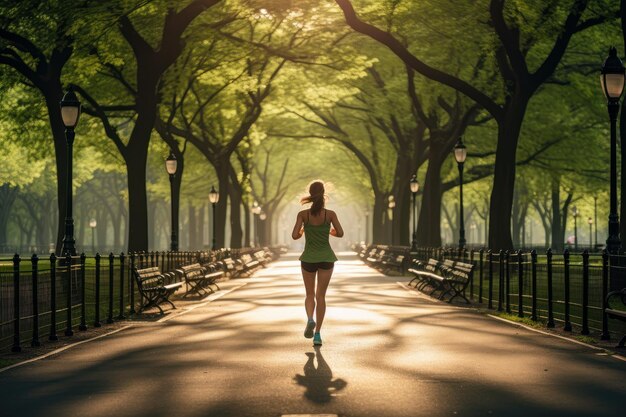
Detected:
left=188, top=203, right=197, bottom=250
left=488, top=97, right=528, bottom=250
left=417, top=153, right=446, bottom=247
left=215, top=162, right=229, bottom=249
left=97, top=210, right=108, bottom=252
left=551, top=178, right=564, bottom=252
left=372, top=193, right=386, bottom=243
left=541, top=222, right=551, bottom=249
left=197, top=204, right=205, bottom=249
left=263, top=213, right=273, bottom=246
left=113, top=207, right=122, bottom=253
left=124, top=142, right=149, bottom=252
left=616, top=0, right=626, bottom=251
left=243, top=204, right=251, bottom=247
left=0, top=184, right=18, bottom=249
left=391, top=157, right=413, bottom=245
left=147, top=198, right=156, bottom=249
left=511, top=193, right=528, bottom=248
left=228, top=164, right=244, bottom=248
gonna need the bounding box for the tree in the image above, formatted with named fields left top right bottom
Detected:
left=334, top=0, right=617, bottom=249
left=76, top=0, right=226, bottom=251
left=0, top=1, right=78, bottom=253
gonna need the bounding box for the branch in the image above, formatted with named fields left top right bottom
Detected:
left=334, top=0, right=502, bottom=120
left=72, top=84, right=127, bottom=155
left=0, top=28, right=47, bottom=68
left=490, top=0, right=529, bottom=76
left=532, top=0, right=588, bottom=84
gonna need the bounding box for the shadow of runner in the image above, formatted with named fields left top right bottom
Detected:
left=294, top=346, right=347, bottom=403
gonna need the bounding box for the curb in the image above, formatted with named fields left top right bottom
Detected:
left=0, top=325, right=133, bottom=374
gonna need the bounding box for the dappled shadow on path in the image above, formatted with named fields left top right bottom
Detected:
left=0, top=255, right=625, bottom=417
left=294, top=346, right=347, bottom=403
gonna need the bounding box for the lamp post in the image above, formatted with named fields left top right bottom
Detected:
left=572, top=206, right=579, bottom=250
left=388, top=196, right=396, bottom=245
left=209, top=186, right=219, bottom=250
left=593, top=195, right=598, bottom=247
left=601, top=47, right=625, bottom=254
left=60, top=88, right=81, bottom=257
left=364, top=210, right=369, bottom=244
left=454, top=138, right=467, bottom=249
left=252, top=201, right=261, bottom=247
left=165, top=153, right=178, bottom=251
left=89, top=218, right=97, bottom=254
left=587, top=217, right=593, bottom=250
left=410, top=175, right=420, bottom=252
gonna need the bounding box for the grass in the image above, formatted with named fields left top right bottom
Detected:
left=575, top=335, right=598, bottom=344
left=491, top=311, right=545, bottom=329
left=0, top=358, right=20, bottom=368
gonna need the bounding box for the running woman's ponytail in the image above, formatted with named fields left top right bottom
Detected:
left=300, top=181, right=325, bottom=216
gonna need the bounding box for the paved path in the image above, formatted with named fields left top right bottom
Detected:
left=1, top=254, right=625, bottom=417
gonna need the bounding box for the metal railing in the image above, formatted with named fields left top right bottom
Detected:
left=0, top=247, right=268, bottom=352
left=356, top=244, right=626, bottom=341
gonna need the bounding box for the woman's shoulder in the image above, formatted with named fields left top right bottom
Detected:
left=298, top=209, right=309, bottom=217
left=326, top=209, right=337, bottom=217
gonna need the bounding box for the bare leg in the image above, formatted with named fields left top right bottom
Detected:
left=315, top=267, right=333, bottom=332
left=302, top=268, right=316, bottom=319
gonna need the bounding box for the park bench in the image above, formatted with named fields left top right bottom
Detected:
left=240, top=253, right=260, bottom=275
left=132, top=266, right=183, bottom=314
left=254, top=250, right=270, bottom=267
left=407, top=258, right=474, bottom=303
left=408, top=258, right=440, bottom=290
left=217, top=257, right=239, bottom=277
left=358, top=246, right=371, bottom=261
left=366, top=248, right=385, bottom=268
left=605, top=288, right=626, bottom=347
left=178, top=263, right=223, bottom=297
left=381, top=253, right=407, bottom=274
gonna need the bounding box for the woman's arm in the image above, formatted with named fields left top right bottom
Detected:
left=329, top=211, right=344, bottom=238
left=291, top=212, right=304, bottom=240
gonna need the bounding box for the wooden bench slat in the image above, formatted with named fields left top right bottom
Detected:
left=132, top=266, right=179, bottom=314
left=406, top=257, right=473, bottom=303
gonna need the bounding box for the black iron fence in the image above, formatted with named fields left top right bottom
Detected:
left=0, top=247, right=263, bottom=353
left=359, top=244, right=626, bottom=341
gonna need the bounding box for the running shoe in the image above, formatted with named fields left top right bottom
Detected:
left=304, top=319, right=316, bottom=339
left=313, top=332, right=322, bottom=346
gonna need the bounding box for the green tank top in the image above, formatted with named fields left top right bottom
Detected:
left=299, top=209, right=338, bottom=263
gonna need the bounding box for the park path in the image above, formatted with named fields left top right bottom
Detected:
left=0, top=254, right=625, bottom=417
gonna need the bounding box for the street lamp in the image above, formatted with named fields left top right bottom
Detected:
left=454, top=138, right=467, bottom=249
left=593, top=195, right=598, bottom=247
left=601, top=47, right=625, bottom=254
left=388, top=196, right=396, bottom=245
left=364, top=210, right=370, bottom=244
left=89, top=218, right=97, bottom=254
left=60, top=88, right=81, bottom=257
left=572, top=206, right=579, bottom=250
left=209, top=186, right=219, bottom=250
left=165, top=153, right=178, bottom=251
left=410, top=175, right=420, bottom=252
left=587, top=217, right=593, bottom=250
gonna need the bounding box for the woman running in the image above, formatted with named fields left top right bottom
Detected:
left=292, top=180, right=344, bottom=346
